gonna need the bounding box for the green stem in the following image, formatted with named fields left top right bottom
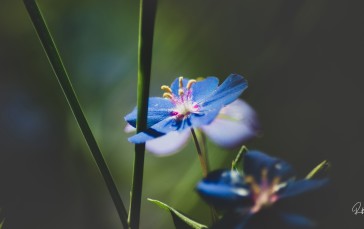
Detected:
left=22, top=1, right=128, bottom=228
left=190, top=129, right=218, bottom=223
left=128, top=0, right=158, bottom=228
left=195, top=129, right=209, bottom=172
left=190, top=128, right=209, bottom=177
left=232, top=145, right=248, bottom=171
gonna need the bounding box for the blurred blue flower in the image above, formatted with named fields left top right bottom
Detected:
left=125, top=74, right=259, bottom=155
left=196, top=151, right=327, bottom=228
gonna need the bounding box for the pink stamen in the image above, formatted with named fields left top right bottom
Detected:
left=247, top=169, right=281, bottom=214
left=170, top=111, right=179, bottom=116
left=163, top=77, right=200, bottom=120
left=270, top=195, right=278, bottom=203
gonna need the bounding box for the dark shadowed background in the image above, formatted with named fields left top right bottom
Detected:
left=0, top=0, right=363, bottom=228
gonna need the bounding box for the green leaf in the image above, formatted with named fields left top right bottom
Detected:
left=148, top=198, right=208, bottom=229
left=0, top=219, right=4, bottom=229
left=305, top=160, right=330, bottom=179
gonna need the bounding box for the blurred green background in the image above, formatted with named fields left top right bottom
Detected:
left=1, top=0, right=363, bottom=228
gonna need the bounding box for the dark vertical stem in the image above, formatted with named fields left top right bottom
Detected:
left=191, top=128, right=219, bottom=222
left=22, top=1, right=128, bottom=228
left=195, top=129, right=210, bottom=172
left=190, top=128, right=208, bottom=177
left=128, top=0, right=158, bottom=228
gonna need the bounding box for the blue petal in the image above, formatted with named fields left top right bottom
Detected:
left=278, top=179, right=328, bottom=199
left=201, top=99, right=259, bottom=148
left=145, top=129, right=190, bottom=156
left=128, top=128, right=165, bottom=143
left=243, top=151, right=294, bottom=183
left=278, top=212, right=315, bottom=228
left=124, top=97, right=174, bottom=128
left=150, top=115, right=193, bottom=133
left=196, top=170, right=253, bottom=209
left=124, top=107, right=138, bottom=126
left=170, top=77, right=190, bottom=96
left=129, top=115, right=190, bottom=143
left=191, top=77, right=219, bottom=102
left=189, top=108, right=221, bottom=128
left=201, top=74, right=248, bottom=110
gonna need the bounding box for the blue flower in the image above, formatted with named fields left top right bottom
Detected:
left=125, top=74, right=256, bottom=147
left=196, top=151, right=328, bottom=228
left=125, top=98, right=259, bottom=155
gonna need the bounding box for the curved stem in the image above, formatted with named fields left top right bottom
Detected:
left=22, top=0, right=128, bottom=228
left=190, top=128, right=219, bottom=222
left=232, top=145, right=249, bottom=171
left=190, top=128, right=208, bottom=177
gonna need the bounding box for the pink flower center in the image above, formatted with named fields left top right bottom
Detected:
left=245, top=169, right=282, bottom=213
left=161, top=77, right=200, bottom=120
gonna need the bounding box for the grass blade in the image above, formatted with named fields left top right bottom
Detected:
left=22, top=1, right=128, bottom=228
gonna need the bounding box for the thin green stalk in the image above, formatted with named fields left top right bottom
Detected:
left=232, top=145, right=248, bottom=171
left=190, top=129, right=218, bottom=223
left=190, top=128, right=209, bottom=177
left=22, top=1, right=128, bottom=228
left=195, top=129, right=210, bottom=172
left=129, top=0, right=158, bottom=228
left=305, top=160, right=330, bottom=179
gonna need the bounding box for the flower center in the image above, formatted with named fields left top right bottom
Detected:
left=161, top=76, right=200, bottom=119
left=245, top=168, right=281, bottom=213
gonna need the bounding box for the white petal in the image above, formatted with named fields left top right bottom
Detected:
left=124, top=123, right=136, bottom=133
left=201, top=99, right=259, bottom=148
left=146, top=129, right=190, bottom=156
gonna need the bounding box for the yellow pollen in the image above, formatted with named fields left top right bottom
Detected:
left=245, top=175, right=261, bottom=194
left=161, top=85, right=172, bottom=93
left=178, top=88, right=184, bottom=96
left=270, top=176, right=281, bottom=193
left=163, top=92, right=173, bottom=99
left=271, top=176, right=280, bottom=186
left=179, top=76, right=184, bottom=89
left=261, top=168, right=268, bottom=183
left=186, top=79, right=196, bottom=89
